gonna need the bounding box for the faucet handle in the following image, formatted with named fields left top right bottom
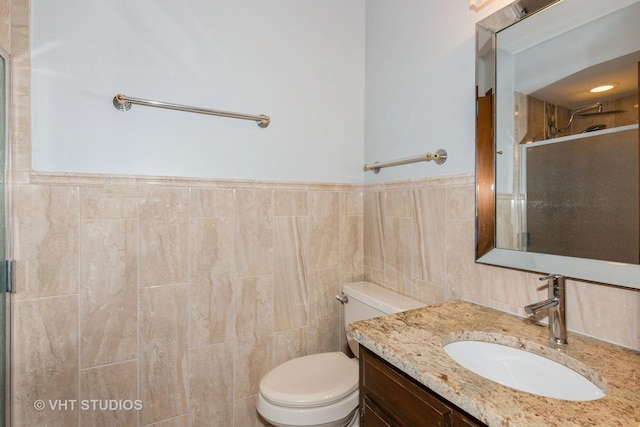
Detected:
left=539, top=274, right=566, bottom=302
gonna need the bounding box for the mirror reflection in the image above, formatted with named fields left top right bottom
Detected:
left=476, top=0, right=640, bottom=288
left=495, top=0, right=639, bottom=262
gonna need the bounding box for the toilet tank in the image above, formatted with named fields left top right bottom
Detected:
left=342, top=281, right=425, bottom=357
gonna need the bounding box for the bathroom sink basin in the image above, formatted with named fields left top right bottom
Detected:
left=443, top=340, right=605, bottom=401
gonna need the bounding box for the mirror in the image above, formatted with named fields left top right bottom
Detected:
left=475, top=0, right=640, bottom=289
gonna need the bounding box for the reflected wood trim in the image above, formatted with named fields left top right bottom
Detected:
left=475, top=0, right=558, bottom=262
left=476, top=89, right=494, bottom=258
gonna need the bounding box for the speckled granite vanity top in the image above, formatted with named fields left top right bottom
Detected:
left=347, top=300, right=639, bottom=426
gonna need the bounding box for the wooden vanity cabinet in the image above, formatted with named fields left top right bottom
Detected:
left=359, top=346, right=486, bottom=427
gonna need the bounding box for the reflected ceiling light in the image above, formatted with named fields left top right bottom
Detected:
left=589, top=83, right=617, bottom=93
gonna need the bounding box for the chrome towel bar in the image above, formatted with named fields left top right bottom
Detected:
left=112, top=93, right=270, bottom=128
left=363, top=149, right=447, bottom=174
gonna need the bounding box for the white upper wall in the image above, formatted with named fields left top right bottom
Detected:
left=31, top=0, right=512, bottom=183
left=31, top=0, right=365, bottom=183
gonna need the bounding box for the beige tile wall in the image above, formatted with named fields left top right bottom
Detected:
left=4, top=1, right=639, bottom=426
left=362, top=175, right=640, bottom=351
left=16, top=173, right=637, bottom=427
left=12, top=177, right=363, bottom=427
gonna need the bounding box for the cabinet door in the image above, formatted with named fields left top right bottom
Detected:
left=360, top=346, right=487, bottom=427
left=362, top=397, right=396, bottom=427
left=453, top=412, right=484, bottom=427
left=361, top=348, right=452, bottom=426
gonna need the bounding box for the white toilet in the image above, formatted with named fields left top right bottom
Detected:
left=256, top=281, right=426, bottom=427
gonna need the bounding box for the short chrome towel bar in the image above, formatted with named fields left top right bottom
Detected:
left=363, top=149, right=447, bottom=174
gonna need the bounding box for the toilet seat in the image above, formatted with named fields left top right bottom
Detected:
left=259, top=352, right=359, bottom=407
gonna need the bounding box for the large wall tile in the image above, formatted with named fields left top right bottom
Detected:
left=273, top=327, right=308, bottom=367
left=233, top=338, right=272, bottom=400
left=80, top=218, right=138, bottom=367
left=234, top=275, right=274, bottom=342
left=274, top=216, right=308, bottom=331
left=190, top=217, right=234, bottom=347
left=80, top=361, right=138, bottom=427
left=385, top=189, right=413, bottom=218
left=80, top=185, right=138, bottom=219
left=446, top=184, right=475, bottom=221
left=339, top=190, right=364, bottom=284
left=339, top=213, right=363, bottom=284
left=488, top=268, right=546, bottom=316
left=308, top=192, right=340, bottom=269
left=274, top=190, right=308, bottom=216
left=567, top=280, right=637, bottom=348
left=411, top=278, right=445, bottom=306
left=13, top=184, right=79, bottom=298
left=139, top=285, right=188, bottom=425
left=340, top=190, right=363, bottom=216
left=309, top=268, right=340, bottom=325
left=190, top=342, right=233, bottom=427
left=139, top=188, right=189, bottom=286
left=413, top=187, right=446, bottom=286
left=446, top=219, right=491, bottom=305
left=234, top=189, right=274, bottom=277
left=308, top=269, right=340, bottom=353
left=234, top=396, right=268, bottom=427
left=363, top=191, right=385, bottom=271
left=383, top=217, right=416, bottom=295
left=190, top=188, right=234, bottom=218
left=13, top=296, right=79, bottom=427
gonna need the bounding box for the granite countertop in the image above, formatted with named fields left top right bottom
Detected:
left=347, top=300, right=639, bottom=426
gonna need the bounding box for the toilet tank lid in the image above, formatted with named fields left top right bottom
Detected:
left=342, top=281, right=426, bottom=314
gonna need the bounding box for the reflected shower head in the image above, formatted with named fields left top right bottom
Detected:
left=574, top=109, right=626, bottom=117
left=553, top=102, right=626, bottom=135
left=572, top=102, right=626, bottom=117
left=572, top=102, right=602, bottom=116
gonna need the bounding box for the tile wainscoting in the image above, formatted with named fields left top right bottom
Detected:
left=362, top=174, right=639, bottom=352
left=12, top=173, right=364, bottom=426
left=9, top=172, right=640, bottom=427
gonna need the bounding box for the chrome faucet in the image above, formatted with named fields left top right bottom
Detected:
left=524, top=274, right=568, bottom=345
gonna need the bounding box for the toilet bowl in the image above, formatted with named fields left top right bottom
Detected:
left=256, top=352, right=359, bottom=427
left=256, top=281, right=425, bottom=427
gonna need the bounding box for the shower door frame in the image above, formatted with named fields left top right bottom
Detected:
left=0, top=43, right=11, bottom=427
